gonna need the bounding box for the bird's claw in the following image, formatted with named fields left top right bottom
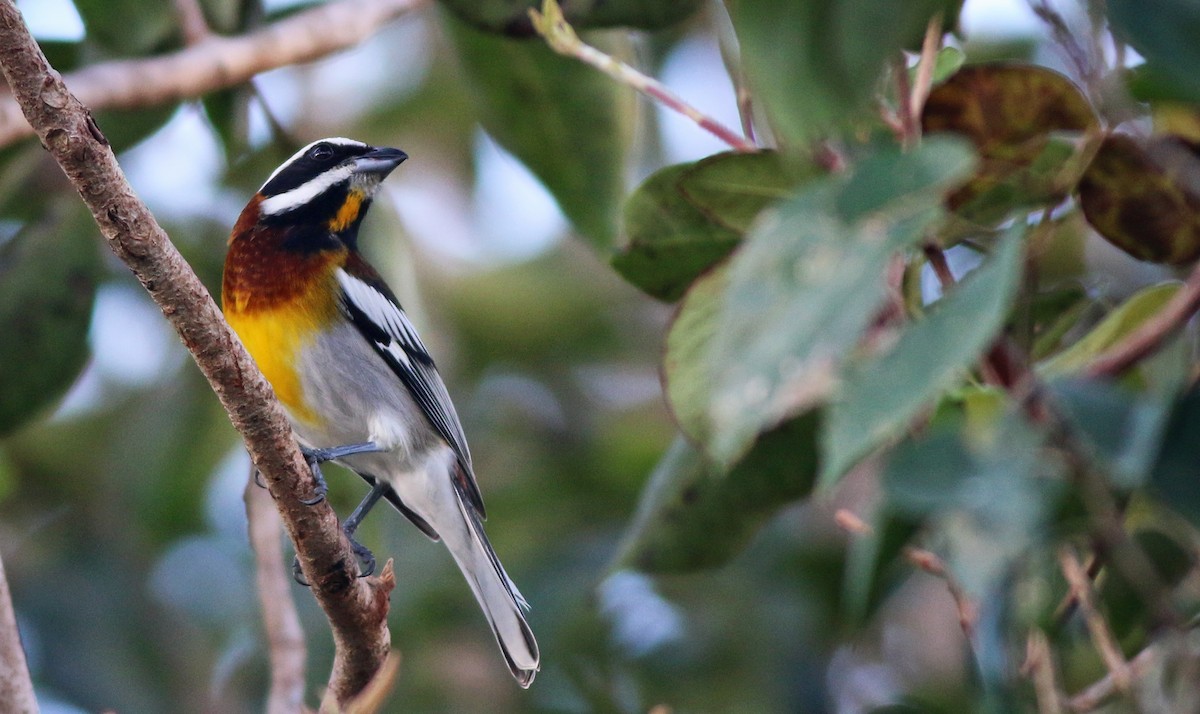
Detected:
left=347, top=530, right=377, bottom=579
left=290, top=538, right=376, bottom=588
left=292, top=555, right=309, bottom=587
left=298, top=459, right=328, bottom=506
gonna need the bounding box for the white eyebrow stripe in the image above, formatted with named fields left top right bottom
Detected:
left=259, top=136, right=367, bottom=189
left=259, top=164, right=355, bottom=215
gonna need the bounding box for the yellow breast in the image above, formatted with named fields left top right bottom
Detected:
left=226, top=306, right=312, bottom=424
left=224, top=272, right=342, bottom=427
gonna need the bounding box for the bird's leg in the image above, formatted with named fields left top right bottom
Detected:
left=297, top=441, right=383, bottom=505
left=291, top=477, right=389, bottom=585
left=341, top=481, right=388, bottom=578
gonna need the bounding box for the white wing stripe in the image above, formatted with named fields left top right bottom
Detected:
left=335, top=268, right=430, bottom=355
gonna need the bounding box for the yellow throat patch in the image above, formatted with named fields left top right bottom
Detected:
left=328, top=189, right=365, bottom=233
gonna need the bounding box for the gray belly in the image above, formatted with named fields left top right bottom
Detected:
left=291, top=322, right=439, bottom=475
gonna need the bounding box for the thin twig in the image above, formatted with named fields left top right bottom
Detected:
left=894, top=54, right=918, bottom=146
left=1069, top=643, right=1159, bottom=712
left=1028, top=1, right=1097, bottom=93
left=0, top=0, right=427, bottom=148
left=0, top=551, right=36, bottom=714
left=1059, top=547, right=1132, bottom=693
left=0, top=2, right=396, bottom=704
left=1022, top=629, right=1065, bottom=714
left=1085, top=257, right=1200, bottom=378
left=735, top=82, right=755, bottom=145
left=245, top=469, right=308, bottom=714
left=833, top=508, right=873, bottom=536
left=909, top=15, right=943, bottom=122
left=905, top=547, right=978, bottom=638
left=528, top=0, right=756, bottom=153
left=1052, top=552, right=1099, bottom=624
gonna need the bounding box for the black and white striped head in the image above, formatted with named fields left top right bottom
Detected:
left=256, top=137, right=407, bottom=232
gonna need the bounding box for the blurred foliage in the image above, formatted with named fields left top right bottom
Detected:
left=5, top=0, right=1200, bottom=713
left=0, top=202, right=102, bottom=436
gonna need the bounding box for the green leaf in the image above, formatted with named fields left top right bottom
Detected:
left=1049, top=379, right=1173, bottom=490
left=0, top=205, right=102, bottom=436
left=95, top=104, right=180, bottom=154
left=910, top=46, right=966, bottom=88
left=614, top=412, right=821, bottom=573
left=1150, top=386, right=1200, bottom=529
left=705, top=138, right=975, bottom=465
left=613, top=165, right=740, bottom=302
left=841, top=507, right=921, bottom=626
left=820, top=225, right=1025, bottom=488
left=1039, top=282, right=1180, bottom=377
left=437, top=0, right=704, bottom=35
left=883, top=413, right=1062, bottom=599
left=921, top=63, right=1098, bottom=224
left=446, top=16, right=632, bottom=248
left=73, top=0, right=178, bottom=55
left=614, top=151, right=809, bottom=301
left=199, top=0, right=261, bottom=34
left=677, top=151, right=809, bottom=232
left=1109, top=0, right=1200, bottom=105
left=1100, top=528, right=1197, bottom=639
left=727, top=0, right=959, bottom=146
left=664, top=264, right=727, bottom=442
left=202, top=88, right=253, bottom=163
left=1077, top=134, right=1200, bottom=265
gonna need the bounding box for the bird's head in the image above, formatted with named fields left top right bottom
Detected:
left=244, top=137, right=408, bottom=240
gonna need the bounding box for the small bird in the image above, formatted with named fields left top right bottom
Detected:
left=221, top=137, right=539, bottom=686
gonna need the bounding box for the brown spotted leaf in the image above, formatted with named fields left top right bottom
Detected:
left=922, top=63, right=1098, bottom=223
left=1078, top=134, right=1200, bottom=265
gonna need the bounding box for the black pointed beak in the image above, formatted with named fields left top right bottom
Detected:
left=354, top=146, right=408, bottom=177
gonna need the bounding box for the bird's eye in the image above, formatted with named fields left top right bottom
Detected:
left=309, top=143, right=334, bottom=161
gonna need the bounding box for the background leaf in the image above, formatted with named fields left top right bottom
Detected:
left=613, top=151, right=808, bottom=301
left=614, top=412, right=820, bottom=573
left=1077, top=135, right=1200, bottom=265
left=821, top=225, right=1024, bottom=488
left=1109, top=0, right=1200, bottom=105
left=727, top=0, right=961, bottom=147
left=0, top=204, right=102, bottom=436
left=72, top=0, right=179, bottom=55
left=447, top=15, right=633, bottom=247
left=705, top=138, right=975, bottom=465
left=1039, top=282, right=1180, bottom=376
left=921, top=63, right=1098, bottom=223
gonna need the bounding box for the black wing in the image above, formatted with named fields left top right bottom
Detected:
left=335, top=264, right=486, bottom=517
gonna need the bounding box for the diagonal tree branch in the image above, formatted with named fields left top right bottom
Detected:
left=0, top=551, right=36, bottom=714
left=0, top=0, right=427, bottom=148
left=0, top=1, right=396, bottom=705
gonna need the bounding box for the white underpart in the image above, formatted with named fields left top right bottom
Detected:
left=335, top=268, right=430, bottom=356
left=260, top=136, right=366, bottom=189
left=260, top=163, right=355, bottom=216
left=366, top=410, right=412, bottom=453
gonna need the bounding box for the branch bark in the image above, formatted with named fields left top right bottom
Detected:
left=0, top=1, right=396, bottom=705
left=245, top=470, right=308, bottom=714
left=0, top=551, right=36, bottom=714
left=0, top=0, right=426, bottom=148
